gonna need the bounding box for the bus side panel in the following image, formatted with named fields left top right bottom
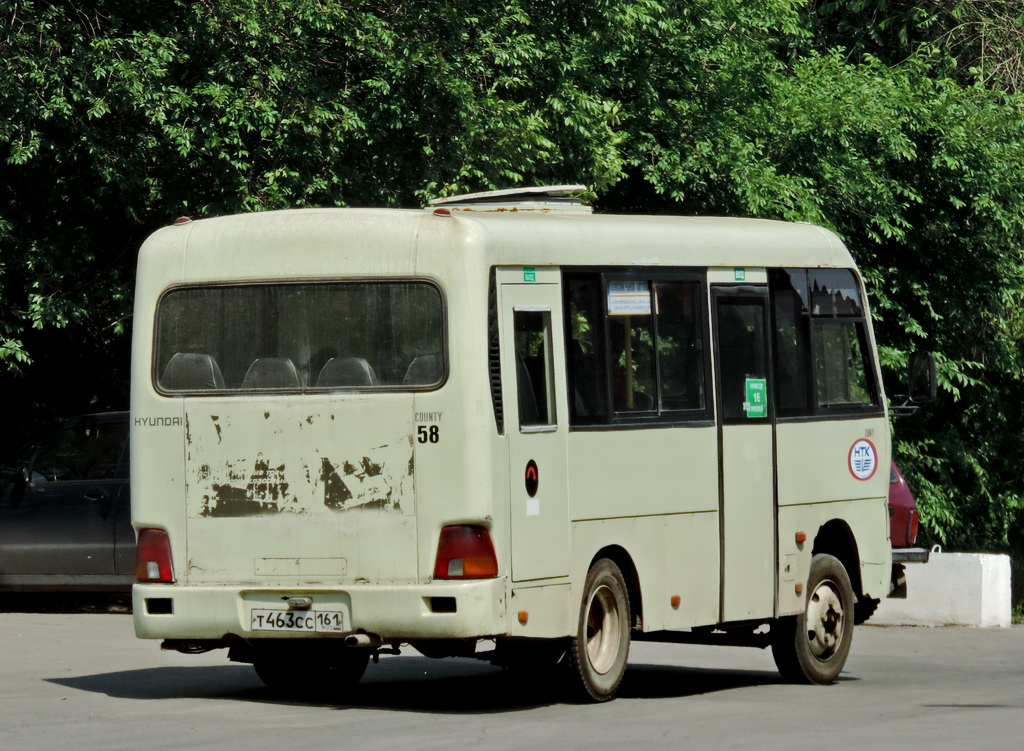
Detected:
left=571, top=513, right=720, bottom=633
left=776, top=416, right=891, bottom=613
left=508, top=583, right=573, bottom=638
left=566, top=428, right=718, bottom=520
left=412, top=222, right=513, bottom=594
left=566, top=426, right=719, bottom=631
left=130, top=227, right=190, bottom=581
left=776, top=499, right=889, bottom=616
left=775, top=419, right=890, bottom=512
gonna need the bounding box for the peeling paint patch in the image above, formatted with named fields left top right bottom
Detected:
left=204, top=484, right=278, bottom=517
left=320, top=457, right=353, bottom=509
left=200, top=457, right=292, bottom=517
left=185, top=411, right=414, bottom=518
left=360, top=457, right=383, bottom=477
left=248, top=457, right=289, bottom=502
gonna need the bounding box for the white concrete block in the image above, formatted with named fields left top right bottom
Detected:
left=872, top=550, right=1011, bottom=628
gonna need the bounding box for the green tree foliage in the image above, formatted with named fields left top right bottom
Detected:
left=2, top=1, right=1023, bottom=583
left=801, top=1, right=1024, bottom=92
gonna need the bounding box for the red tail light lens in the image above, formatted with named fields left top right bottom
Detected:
left=136, top=528, right=175, bottom=583
left=433, top=525, right=498, bottom=579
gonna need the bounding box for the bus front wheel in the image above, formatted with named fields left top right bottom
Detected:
left=568, top=558, right=631, bottom=702
left=771, top=553, right=854, bottom=685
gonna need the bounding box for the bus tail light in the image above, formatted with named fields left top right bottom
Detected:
left=434, top=525, right=498, bottom=579
left=136, top=528, right=176, bottom=583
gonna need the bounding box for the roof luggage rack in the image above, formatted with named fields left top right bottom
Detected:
left=428, top=185, right=591, bottom=213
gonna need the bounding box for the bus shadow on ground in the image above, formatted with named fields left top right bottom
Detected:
left=47, top=657, right=785, bottom=713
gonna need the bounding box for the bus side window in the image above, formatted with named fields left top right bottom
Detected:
left=566, top=277, right=608, bottom=422
left=607, top=285, right=657, bottom=413
left=769, top=268, right=879, bottom=416
left=715, top=299, right=770, bottom=422
left=655, top=281, right=704, bottom=411
left=808, top=269, right=878, bottom=410
left=513, top=310, right=556, bottom=428
left=814, top=323, right=872, bottom=405
left=769, top=269, right=813, bottom=416
left=565, top=271, right=710, bottom=426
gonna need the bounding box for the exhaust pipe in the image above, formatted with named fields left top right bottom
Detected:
left=345, top=632, right=383, bottom=648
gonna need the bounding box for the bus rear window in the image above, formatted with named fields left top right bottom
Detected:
left=154, top=281, right=444, bottom=393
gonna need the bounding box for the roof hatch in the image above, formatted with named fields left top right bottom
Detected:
left=428, top=185, right=591, bottom=214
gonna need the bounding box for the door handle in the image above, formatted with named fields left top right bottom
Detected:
left=84, top=490, right=107, bottom=502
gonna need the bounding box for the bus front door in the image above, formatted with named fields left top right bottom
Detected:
left=497, top=268, right=570, bottom=583
left=712, top=286, right=777, bottom=622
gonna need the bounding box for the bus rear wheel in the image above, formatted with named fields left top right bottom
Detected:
left=771, top=553, right=854, bottom=685
left=568, top=559, right=631, bottom=702
left=253, top=644, right=369, bottom=696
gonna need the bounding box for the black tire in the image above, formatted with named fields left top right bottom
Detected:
left=253, top=645, right=369, bottom=696
left=567, top=559, right=631, bottom=702
left=771, top=553, right=854, bottom=685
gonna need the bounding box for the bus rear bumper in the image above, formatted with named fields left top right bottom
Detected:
left=133, top=578, right=508, bottom=643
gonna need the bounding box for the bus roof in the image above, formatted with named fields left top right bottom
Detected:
left=140, top=208, right=857, bottom=282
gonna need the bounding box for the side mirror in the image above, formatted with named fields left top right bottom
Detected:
left=908, top=351, right=937, bottom=404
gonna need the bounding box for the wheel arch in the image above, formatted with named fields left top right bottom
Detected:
left=589, top=545, right=643, bottom=630
left=811, top=519, right=863, bottom=596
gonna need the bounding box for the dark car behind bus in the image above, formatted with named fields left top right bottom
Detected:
left=0, top=412, right=134, bottom=592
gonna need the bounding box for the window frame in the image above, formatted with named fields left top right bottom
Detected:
left=513, top=307, right=558, bottom=432
left=152, top=278, right=448, bottom=397
left=563, top=267, right=713, bottom=430
left=768, top=267, right=882, bottom=421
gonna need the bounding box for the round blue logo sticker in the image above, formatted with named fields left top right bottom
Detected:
left=848, top=438, right=878, bottom=481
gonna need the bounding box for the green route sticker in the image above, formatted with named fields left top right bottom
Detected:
left=523, top=267, right=536, bottom=282
left=734, top=267, right=746, bottom=281
left=745, top=378, right=767, bottom=418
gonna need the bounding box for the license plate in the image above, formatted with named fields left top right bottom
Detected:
left=250, top=609, right=346, bottom=633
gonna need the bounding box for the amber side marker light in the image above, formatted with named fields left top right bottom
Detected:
left=433, top=525, right=498, bottom=579
left=136, top=528, right=176, bottom=583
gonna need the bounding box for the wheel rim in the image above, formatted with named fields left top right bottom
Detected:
left=805, top=578, right=845, bottom=659
left=585, top=584, right=622, bottom=675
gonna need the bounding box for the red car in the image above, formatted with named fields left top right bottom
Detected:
left=888, top=460, right=920, bottom=549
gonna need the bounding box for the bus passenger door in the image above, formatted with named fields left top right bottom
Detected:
left=712, top=286, right=777, bottom=622
left=498, top=268, right=570, bottom=583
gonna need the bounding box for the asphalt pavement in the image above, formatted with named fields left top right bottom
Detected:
left=0, top=601, right=1021, bottom=750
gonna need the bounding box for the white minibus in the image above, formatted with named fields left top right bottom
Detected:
left=130, top=186, right=928, bottom=701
